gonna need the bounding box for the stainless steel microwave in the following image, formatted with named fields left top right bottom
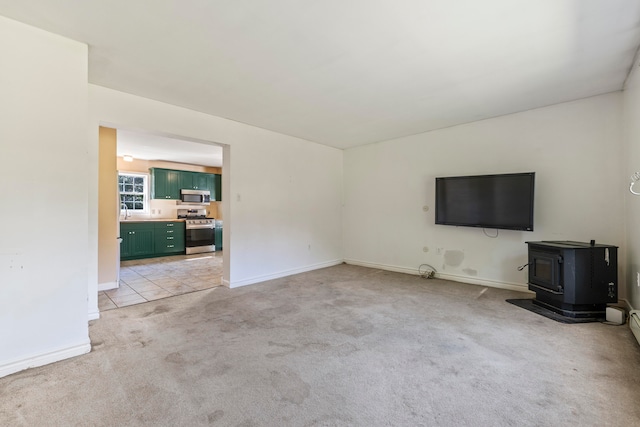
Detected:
left=179, top=189, right=211, bottom=205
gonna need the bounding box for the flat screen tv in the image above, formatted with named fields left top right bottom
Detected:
left=435, top=172, right=535, bottom=231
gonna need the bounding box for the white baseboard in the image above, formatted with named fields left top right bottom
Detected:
left=227, top=257, right=532, bottom=293
left=344, top=259, right=532, bottom=294
left=0, top=341, right=91, bottom=379
left=98, top=281, right=118, bottom=291
left=436, top=271, right=532, bottom=293
left=229, top=259, right=343, bottom=288
left=343, top=259, right=422, bottom=276
left=88, top=310, right=100, bottom=321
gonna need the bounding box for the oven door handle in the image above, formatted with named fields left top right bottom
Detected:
left=186, top=225, right=215, bottom=230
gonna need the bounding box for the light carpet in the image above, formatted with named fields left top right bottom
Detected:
left=1, top=265, right=639, bottom=426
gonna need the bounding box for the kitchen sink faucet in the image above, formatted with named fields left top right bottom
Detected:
left=121, top=202, right=130, bottom=220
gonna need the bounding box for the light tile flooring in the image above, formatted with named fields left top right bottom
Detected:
left=98, top=251, right=223, bottom=311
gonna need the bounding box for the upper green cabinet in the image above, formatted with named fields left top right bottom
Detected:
left=150, top=167, right=221, bottom=201
left=180, top=171, right=209, bottom=191
left=213, top=174, right=221, bottom=201
left=150, top=168, right=180, bottom=200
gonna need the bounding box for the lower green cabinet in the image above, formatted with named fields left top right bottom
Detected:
left=120, top=221, right=185, bottom=260
left=214, top=226, right=222, bottom=251
left=120, top=222, right=155, bottom=259
left=120, top=236, right=131, bottom=259
left=154, top=221, right=185, bottom=254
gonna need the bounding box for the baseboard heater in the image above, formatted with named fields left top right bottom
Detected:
left=631, top=310, right=640, bottom=346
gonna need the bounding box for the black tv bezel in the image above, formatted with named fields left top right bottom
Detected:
left=434, top=172, right=535, bottom=232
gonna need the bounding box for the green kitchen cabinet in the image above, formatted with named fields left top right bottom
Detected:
left=120, top=222, right=156, bottom=260
left=180, top=170, right=216, bottom=192
left=151, top=167, right=220, bottom=200
left=179, top=171, right=194, bottom=190
left=132, top=229, right=155, bottom=256
left=120, top=234, right=131, bottom=259
left=214, top=226, right=222, bottom=251
left=200, top=173, right=220, bottom=200
left=194, top=172, right=210, bottom=191
left=179, top=171, right=208, bottom=191
left=204, top=174, right=215, bottom=196
left=150, top=168, right=180, bottom=200
left=213, top=174, right=221, bottom=201
left=154, top=221, right=185, bottom=254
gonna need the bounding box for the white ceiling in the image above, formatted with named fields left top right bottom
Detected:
left=116, top=129, right=223, bottom=167
left=1, top=1, right=640, bottom=150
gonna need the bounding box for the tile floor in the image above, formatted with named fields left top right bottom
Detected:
left=98, top=251, right=223, bottom=311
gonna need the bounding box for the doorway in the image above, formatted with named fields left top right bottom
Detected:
left=97, top=126, right=227, bottom=311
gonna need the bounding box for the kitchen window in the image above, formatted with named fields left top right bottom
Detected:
left=119, top=172, right=148, bottom=213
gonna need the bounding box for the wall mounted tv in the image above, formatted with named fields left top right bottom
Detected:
left=435, top=172, right=535, bottom=231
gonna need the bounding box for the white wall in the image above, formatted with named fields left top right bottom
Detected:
left=623, top=58, right=640, bottom=311
left=0, top=16, right=91, bottom=376
left=89, top=85, right=343, bottom=288
left=344, top=93, right=625, bottom=292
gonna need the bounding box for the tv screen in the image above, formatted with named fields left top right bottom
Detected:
left=435, top=172, right=535, bottom=231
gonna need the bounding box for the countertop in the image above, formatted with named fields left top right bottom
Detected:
left=120, top=218, right=187, bottom=223
left=120, top=218, right=219, bottom=223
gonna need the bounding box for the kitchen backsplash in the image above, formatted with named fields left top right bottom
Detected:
left=124, top=199, right=221, bottom=220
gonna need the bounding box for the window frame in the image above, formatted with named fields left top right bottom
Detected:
left=118, top=171, right=149, bottom=215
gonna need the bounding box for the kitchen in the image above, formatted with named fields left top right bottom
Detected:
left=97, top=127, right=225, bottom=310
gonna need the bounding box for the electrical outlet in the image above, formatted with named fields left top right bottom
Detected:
left=637, top=272, right=640, bottom=287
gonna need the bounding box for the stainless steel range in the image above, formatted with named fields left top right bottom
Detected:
left=177, top=208, right=215, bottom=254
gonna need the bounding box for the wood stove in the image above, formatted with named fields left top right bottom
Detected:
left=526, top=241, right=618, bottom=318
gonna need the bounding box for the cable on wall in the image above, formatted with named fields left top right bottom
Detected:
left=483, top=228, right=499, bottom=238
left=630, top=171, right=640, bottom=195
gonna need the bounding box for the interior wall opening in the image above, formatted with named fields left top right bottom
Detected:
left=97, top=125, right=228, bottom=311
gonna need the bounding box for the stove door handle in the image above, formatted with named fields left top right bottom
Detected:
left=187, top=224, right=214, bottom=230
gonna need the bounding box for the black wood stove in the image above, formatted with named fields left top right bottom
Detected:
left=526, top=241, right=618, bottom=318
